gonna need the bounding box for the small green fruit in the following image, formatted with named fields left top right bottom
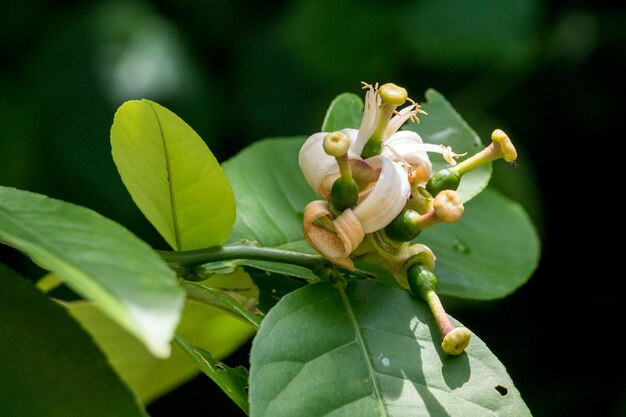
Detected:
left=426, top=169, right=460, bottom=196
left=385, top=209, right=421, bottom=242
left=329, top=177, right=359, bottom=212
left=407, top=264, right=438, bottom=299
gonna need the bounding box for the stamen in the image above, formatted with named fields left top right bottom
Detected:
left=440, top=145, right=466, bottom=166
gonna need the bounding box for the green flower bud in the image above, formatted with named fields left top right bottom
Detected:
left=385, top=209, right=421, bottom=242
left=425, top=168, right=460, bottom=196
left=329, top=177, right=359, bottom=212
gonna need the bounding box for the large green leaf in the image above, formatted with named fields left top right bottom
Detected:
left=224, top=138, right=314, bottom=248
left=249, top=280, right=530, bottom=417
left=419, top=188, right=540, bottom=299
left=405, top=89, right=492, bottom=202
left=0, top=186, right=183, bottom=357
left=224, top=139, right=536, bottom=299
left=111, top=99, right=235, bottom=250
left=321, top=92, right=363, bottom=132
left=66, top=300, right=254, bottom=404
left=0, top=265, right=147, bottom=417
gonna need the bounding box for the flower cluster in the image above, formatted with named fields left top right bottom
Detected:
left=299, top=82, right=518, bottom=355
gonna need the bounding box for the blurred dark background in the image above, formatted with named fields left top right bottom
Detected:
left=1, top=0, right=624, bottom=416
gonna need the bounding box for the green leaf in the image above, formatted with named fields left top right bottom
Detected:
left=249, top=280, right=530, bottom=417
left=66, top=300, right=254, bottom=404
left=0, top=265, right=147, bottom=417
left=111, top=99, right=235, bottom=250
left=0, top=186, right=183, bottom=357
left=321, top=92, right=364, bottom=132
left=419, top=188, right=540, bottom=299
left=245, top=267, right=306, bottom=313
left=176, top=335, right=250, bottom=414
left=183, top=282, right=262, bottom=329
left=405, top=89, right=492, bottom=202
left=224, top=138, right=314, bottom=248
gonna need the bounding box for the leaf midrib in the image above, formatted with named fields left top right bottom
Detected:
left=337, top=285, right=389, bottom=417
left=148, top=102, right=181, bottom=250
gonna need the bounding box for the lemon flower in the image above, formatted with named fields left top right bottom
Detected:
left=299, top=83, right=463, bottom=268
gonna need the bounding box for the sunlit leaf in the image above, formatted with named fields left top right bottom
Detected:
left=0, top=186, right=183, bottom=357
left=66, top=300, right=254, bottom=404
left=249, top=280, right=531, bottom=417
left=111, top=99, right=235, bottom=250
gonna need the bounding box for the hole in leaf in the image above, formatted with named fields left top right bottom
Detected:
left=495, top=385, right=508, bottom=396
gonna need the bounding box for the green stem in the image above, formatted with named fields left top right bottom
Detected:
left=337, top=153, right=352, bottom=180
left=158, top=244, right=327, bottom=271
left=452, top=143, right=497, bottom=176
left=183, top=282, right=262, bottom=329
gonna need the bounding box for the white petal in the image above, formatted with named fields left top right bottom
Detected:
left=299, top=129, right=363, bottom=196
left=382, top=131, right=432, bottom=176
left=353, top=86, right=379, bottom=156
left=299, top=132, right=337, bottom=195
left=384, top=104, right=416, bottom=138
left=353, top=156, right=410, bottom=233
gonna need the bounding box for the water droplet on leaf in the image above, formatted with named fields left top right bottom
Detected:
left=452, top=238, right=471, bottom=254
